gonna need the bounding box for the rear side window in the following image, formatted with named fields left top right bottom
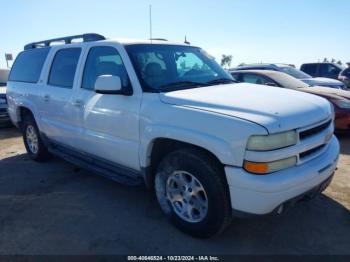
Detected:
left=48, top=48, right=81, bottom=88
left=9, top=48, right=50, bottom=83
left=301, top=64, right=317, bottom=76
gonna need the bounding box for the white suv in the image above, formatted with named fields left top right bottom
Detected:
left=6, top=34, right=339, bottom=238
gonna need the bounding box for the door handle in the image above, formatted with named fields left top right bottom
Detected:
left=43, top=94, right=50, bottom=101
left=72, top=99, right=84, bottom=107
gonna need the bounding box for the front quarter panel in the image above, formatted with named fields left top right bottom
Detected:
left=140, top=94, right=267, bottom=168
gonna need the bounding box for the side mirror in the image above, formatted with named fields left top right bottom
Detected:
left=94, top=75, right=132, bottom=95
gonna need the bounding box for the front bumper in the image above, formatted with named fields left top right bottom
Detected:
left=225, top=136, right=339, bottom=215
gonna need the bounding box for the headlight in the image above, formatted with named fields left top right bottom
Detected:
left=244, top=156, right=297, bottom=174
left=246, top=131, right=298, bottom=151
left=332, top=99, right=350, bottom=109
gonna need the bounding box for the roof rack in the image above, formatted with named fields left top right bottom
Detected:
left=24, top=33, right=106, bottom=50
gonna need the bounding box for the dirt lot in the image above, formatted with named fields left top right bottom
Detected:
left=0, top=127, right=349, bottom=255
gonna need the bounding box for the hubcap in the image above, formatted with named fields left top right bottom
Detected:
left=166, top=171, right=208, bottom=223
left=26, top=125, right=39, bottom=154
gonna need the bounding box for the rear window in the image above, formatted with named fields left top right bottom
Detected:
left=9, top=48, right=50, bottom=83
left=48, top=48, right=81, bottom=88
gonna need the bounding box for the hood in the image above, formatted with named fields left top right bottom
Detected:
left=159, top=83, right=332, bottom=133
left=302, top=77, right=344, bottom=88
left=299, top=86, right=350, bottom=101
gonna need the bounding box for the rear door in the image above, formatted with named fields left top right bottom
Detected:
left=39, top=47, right=84, bottom=147
left=73, top=44, right=142, bottom=170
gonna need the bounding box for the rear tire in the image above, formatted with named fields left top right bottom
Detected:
left=22, top=114, right=50, bottom=162
left=155, top=148, right=232, bottom=238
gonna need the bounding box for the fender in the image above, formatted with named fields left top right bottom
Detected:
left=140, top=123, right=235, bottom=168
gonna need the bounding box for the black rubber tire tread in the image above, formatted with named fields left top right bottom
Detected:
left=155, top=147, right=232, bottom=238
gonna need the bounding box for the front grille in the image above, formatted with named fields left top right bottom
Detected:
left=300, top=145, right=325, bottom=159
left=300, top=120, right=332, bottom=140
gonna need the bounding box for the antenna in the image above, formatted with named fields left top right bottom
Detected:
left=149, top=5, right=153, bottom=43
left=184, top=35, right=190, bottom=45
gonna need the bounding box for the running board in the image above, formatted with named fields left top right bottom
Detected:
left=48, top=141, right=144, bottom=186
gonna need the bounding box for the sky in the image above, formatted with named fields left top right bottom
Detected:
left=1, top=0, right=349, bottom=69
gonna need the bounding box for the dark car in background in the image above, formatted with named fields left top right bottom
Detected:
left=231, top=69, right=350, bottom=132
left=300, top=62, right=343, bottom=80
left=234, top=63, right=347, bottom=90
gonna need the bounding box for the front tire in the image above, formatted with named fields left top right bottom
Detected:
left=22, top=114, right=50, bottom=162
left=155, top=148, right=232, bottom=238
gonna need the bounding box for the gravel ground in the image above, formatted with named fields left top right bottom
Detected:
left=0, top=127, right=349, bottom=255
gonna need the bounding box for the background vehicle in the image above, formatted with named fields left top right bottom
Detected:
left=0, top=69, right=11, bottom=127
left=234, top=63, right=347, bottom=90
left=231, top=70, right=350, bottom=131
left=6, top=34, right=339, bottom=238
left=339, top=63, right=350, bottom=89
left=300, top=62, right=343, bottom=80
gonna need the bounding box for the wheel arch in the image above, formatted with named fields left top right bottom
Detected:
left=142, top=137, right=226, bottom=189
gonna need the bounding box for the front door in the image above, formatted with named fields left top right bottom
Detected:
left=74, top=45, right=141, bottom=170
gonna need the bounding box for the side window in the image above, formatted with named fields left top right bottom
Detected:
left=329, top=64, right=341, bottom=75
left=48, top=48, right=81, bottom=88
left=320, top=64, right=338, bottom=74
left=9, top=48, right=50, bottom=83
left=302, top=64, right=317, bottom=76
left=82, top=46, right=130, bottom=90
left=241, top=74, right=271, bottom=85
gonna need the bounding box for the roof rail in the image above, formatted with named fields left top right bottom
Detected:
left=24, top=33, right=106, bottom=50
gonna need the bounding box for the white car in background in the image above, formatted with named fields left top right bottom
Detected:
left=0, top=69, right=10, bottom=126
left=6, top=34, right=340, bottom=238
left=234, top=63, right=347, bottom=90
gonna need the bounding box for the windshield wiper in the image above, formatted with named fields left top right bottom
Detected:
left=159, top=81, right=208, bottom=91
left=206, top=78, right=237, bottom=85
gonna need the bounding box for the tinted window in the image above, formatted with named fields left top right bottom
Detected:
left=320, top=64, right=341, bottom=76
left=48, top=48, right=81, bottom=88
left=9, top=48, right=50, bottom=83
left=301, top=64, right=317, bottom=76
left=82, top=46, right=130, bottom=90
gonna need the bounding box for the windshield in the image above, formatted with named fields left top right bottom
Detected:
left=278, top=66, right=312, bottom=79
left=268, top=72, right=310, bottom=89
left=125, top=44, right=234, bottom=91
